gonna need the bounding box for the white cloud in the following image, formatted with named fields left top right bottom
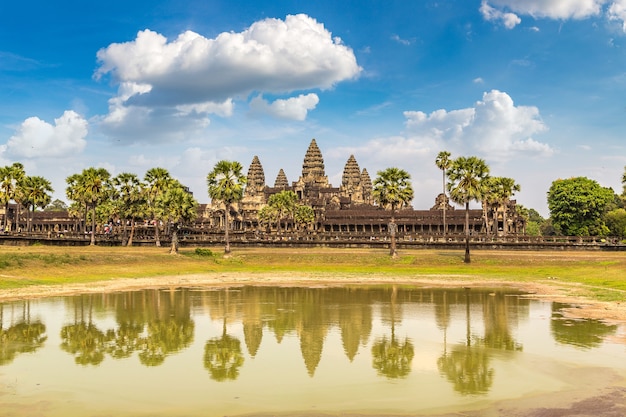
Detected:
left=94, top=14, right=359, bottom=143
left=480, top=1, right=522, bottom=29
left=608, top=0, right=626, bottom=31
left=249, top=94, right=319, bottom=120
left=391, top=34, right=412, bottom=45
left=482, top=0, right=626, bottom=30
left=403, top=90, right=553, bottom=159
left=4, top=111, right=87, bottom=158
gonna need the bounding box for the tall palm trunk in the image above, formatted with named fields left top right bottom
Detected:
left=90, top=206, right=96, bottom=245
left=170, top=223, right=179, bottom=254
left=464, top=201, right=470, bottom=263
left=154, top=217, right=161, bottom=247
left=390, top=207, right=397, bottom=258
left=224, top=204, right=231, bottom=254
left=442, top=170, right=447, bottom=236
left=127, top=220, right=135, bottom=246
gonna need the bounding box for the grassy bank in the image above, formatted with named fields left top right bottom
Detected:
left=0, top=245, right=624, bottom=301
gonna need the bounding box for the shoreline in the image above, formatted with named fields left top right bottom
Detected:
left=3, top=271, right=626, bottom=324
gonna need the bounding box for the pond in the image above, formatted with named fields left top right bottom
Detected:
left=1, top=285, right=625, bottom=416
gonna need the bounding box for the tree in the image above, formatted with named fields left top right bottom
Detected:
left=447, top=156, right=490, bottom=263
left=372, top=167, right=414, bottom=257
left=547, top=177, right=614, bottom=236
left=294, top=204, right=315, bottom=232
left=435, top=151, right=452, bottom=236
left=489, top=177, right=521, bottom=236
left=0, top=162, right=25, bottom=232
left=604, top=208, right=626, bottom=239
left=156, top=184, right=198, bottom=254
left=207, top=160, right=247, bottom=254
left=112, top=173, right=146, bottom=246
left=67, top=168, right=113, bottom=245
left=267, top=190, right=298, bottom=233
left=16, top=176, right=53, bottom=232
left=44, top=199, right=68, bottom=212
left=144, top=168, right=174, bottom=247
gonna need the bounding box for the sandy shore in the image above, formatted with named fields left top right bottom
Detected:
left=2, top=271, right=626, bottom=324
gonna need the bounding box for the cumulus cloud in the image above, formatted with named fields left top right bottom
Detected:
left=4, top=111, right=87, bottom=158
left=94, top=14, right=360, bottom=142
left=608, top=0, right=626, bottom=31
left=481, top=0, right=626, bottom=30
left=249, top=94, right=319, bottom=120
left=480, top=2, right=522, bottom=29
left=403, top=90, right=553, bottom=159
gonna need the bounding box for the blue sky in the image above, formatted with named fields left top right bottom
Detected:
left=1, top=0, right=625, bottom=216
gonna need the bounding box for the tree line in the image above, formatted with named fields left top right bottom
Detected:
left=1, top=157, right=625, bottom=259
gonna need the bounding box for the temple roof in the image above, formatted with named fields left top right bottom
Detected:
left=245, top=155, right=265, bottom=196
left=274, top=168, right=289, bottom=188
left=301, top=138, right=325, bottom=183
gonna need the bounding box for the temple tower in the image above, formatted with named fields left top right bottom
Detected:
left=341, top=155, right=363, bottom=203
left=274, top=169, right=289, bottom=189
left=360, top=168, right=373, bottom=204
left=300, top=139, right=328, bottom=188
left=245, top=155, right=265, bottom=197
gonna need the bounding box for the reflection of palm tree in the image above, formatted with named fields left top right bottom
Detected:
left=371, top=286, right=414, bottom=379
left=0, top=302, right=47, bottom=366
left=437, top=288, right=493, bottom=395
left=479, top=292, right=522, bottom=351
left=550, top=303, right=617, bottom=349
left=106, top=322, right=144, bottom=359
left=60, top=322, right=107, bottom=366
left=204, top=318, right=244, bottom=381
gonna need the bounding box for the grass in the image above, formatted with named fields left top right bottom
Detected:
left=0, top=245, right=624, bottom=302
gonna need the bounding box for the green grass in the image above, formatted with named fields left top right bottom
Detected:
left=0, top=245, right=624, bottom=302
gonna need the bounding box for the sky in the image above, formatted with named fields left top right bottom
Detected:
left=1, top=0, right=626, bottom=217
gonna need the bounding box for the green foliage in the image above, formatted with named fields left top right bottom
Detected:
left=547, top=177, right=615, bottom=236
left=372, top=167, right=414, bottom=211
left=194, top=248, right=214, bottom=257
left=605, top=208, right=626, bottom=238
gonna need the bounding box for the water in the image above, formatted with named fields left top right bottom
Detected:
left=1, top=285, right=625, bottom=416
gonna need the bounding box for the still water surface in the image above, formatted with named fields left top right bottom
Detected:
left=1, top=285, right=625, bottom=416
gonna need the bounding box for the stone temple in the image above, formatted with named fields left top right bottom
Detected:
left=201, top=138, right=526, bottom=237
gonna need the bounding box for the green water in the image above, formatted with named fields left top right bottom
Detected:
left=0, top=285, right=624, bottom=416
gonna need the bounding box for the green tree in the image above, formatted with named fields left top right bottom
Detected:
left=372, top=168, right=414, bottom=257
left=112, top=172, right=146, bottom=246
left=156, top=183, right=198, bottom=254
left=66, top=168, right=113, bottom=245
left=447, top=156, right=490, bottom=263
left=435, top=151, right=452, bottom=236
left=144, top=168, right=174, bottom=247
left=16, top=176, right=54, bottom=232
left=294, top=204, right=315, bottom=231
left=489, top=176, right=521, bottom=236
left=267, top=190, right=298, bottom=233
left=44, top=198, right=68, bottom=212
left=0, top=162, right=25, bottom=232
left=547, top=177, right=615, bottom=236
left=605, top=208, right=626, bottom=239
left=207, top=160, right=247, bottom=254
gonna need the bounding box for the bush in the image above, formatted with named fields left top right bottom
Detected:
left=194, top=248, right=213, bottom=257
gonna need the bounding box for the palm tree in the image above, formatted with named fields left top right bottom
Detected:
left=112, top=173, right=145, bottom=246
left=144, top=168, right=173, bottom=247
left=66, top=168, right=112, bottom=245
left=490, top=177, right=521, bottom=236
left=435, top=151, right=452, bottom=236
left=0, top=163, right=25, bottom=232
left=156, top=184, right=198, bottom=254
left=447, top=156, right=490, bottom=263
left=372, top=167, right=414, bottom=257
left=267, top=190, right=298, bottom=233
left=16, top=176, right=53, bottom=232
left=207, top=160, right=247, bottom=254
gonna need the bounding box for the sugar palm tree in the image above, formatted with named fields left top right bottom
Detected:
left=16, top=176, right=53, bottom=232
left=435, top=151, right=452, bottom=236
left=372, top=167, right=414, bottom=257
left=490, top=177, right=521, bottom=236
left=447, top=156, right=490, bottom=263
left=207, top=160, right=247, bottom=254
left=144, top=168, right=174, bottom=247
left=267, top=190, right=298, bottom=233
left=113, top=172, right=146, bottom=246
left=0, top=163, right=25, bottom=232
left=66, top=168, right=112, bottom=245
left=156, top=183, right=198, bottom=254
